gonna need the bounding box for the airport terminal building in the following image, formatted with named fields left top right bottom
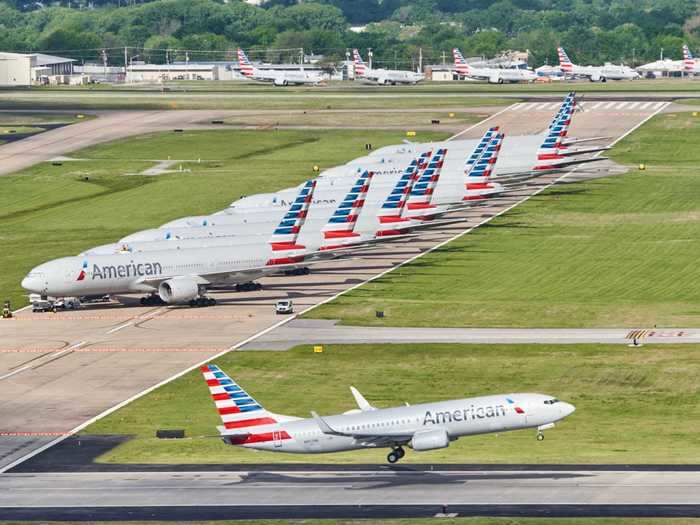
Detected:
left=0, top=51, right=77, bottom=86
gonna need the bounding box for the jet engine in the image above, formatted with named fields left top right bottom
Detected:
left=410, top=428, right=449, bottom=451
left=158, top=278, right=199, bottom=304
left=273, top=78, right=289, bottom=86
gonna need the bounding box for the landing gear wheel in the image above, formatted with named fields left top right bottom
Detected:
left=537, top=432, right=544, bottom=441
left=207, top=298, right=216, bottom=306
left=189, top=299, right=197, bottom=308
left=396, top=447, right=405, bottom=459
left=387, top=450, right=400, bottom=463
left=140, top=297, right=146, bottom=305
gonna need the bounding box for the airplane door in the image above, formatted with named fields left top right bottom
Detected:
left=273, top=430, right=282, bottom=448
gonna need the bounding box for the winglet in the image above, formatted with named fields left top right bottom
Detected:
left=350, top=386, right=376, bottom=411
left=311, top=411, right=345, bottom=436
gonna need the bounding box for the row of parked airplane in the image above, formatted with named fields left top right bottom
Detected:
left=22, top=92, right=607, bottom=312
left=237, top=44, right=700, bottom=86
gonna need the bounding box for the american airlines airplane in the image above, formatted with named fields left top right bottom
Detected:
left=682, top=44, right=700, bottom=74
left=557, top=47, right=639, bottom=82
left=453, top=48, right=537, bottom=84
left=237, top=48, right=322, bottom=86
left=201, top=364, right=575, bottom=463
left=353, top=49, right=424, bottom=85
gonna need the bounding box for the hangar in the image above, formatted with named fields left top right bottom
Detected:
left=0, top=51, right=75, bottom=86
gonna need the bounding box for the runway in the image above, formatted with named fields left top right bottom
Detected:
left=0, top=99, right=673, bottom=478
left=1, top=468, right=699, bottom=519
left=241, top=319, right=700, bottom=349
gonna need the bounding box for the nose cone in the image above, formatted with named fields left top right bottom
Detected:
left=21, top=273, right=41, bottom=293
left=561, top=402, right=576, bottom=417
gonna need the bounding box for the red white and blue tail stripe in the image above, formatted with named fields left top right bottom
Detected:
left=377, top=151, right=431, bottom=224
left=352, top=49, right=367, bottom=76
left=557, top=47, right=574, bottom=73
left=683, top=44, right=695, bottom=72
left=405, top=148, right=447, bottom=211
left=201, top=364, right=293, bottom=445
left=453, top=48, right=470, bottom=77
left=237, top=48, right=255, bottom=77
left=465, top=127, right=499, bottom=176
left=268, top=179, right=316, bottom=250
left=464, top=132, right=504, bottom=200
left=321, top=170, right=372, bottom=242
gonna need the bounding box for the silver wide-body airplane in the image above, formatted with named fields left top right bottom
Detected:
left=202, top=364, right=575, bottom=463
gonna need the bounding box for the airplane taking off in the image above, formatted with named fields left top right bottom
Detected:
left=201, top=364, right=575, bottom=463
left=352, top=49, right=424, bottom=85
left=238, top=48, right=322, bottom=86
left=557, top=47, right=639, bottom=82
left=682, top=44, right=700, bottom=74
left=453, top=48, right=537, bottom=84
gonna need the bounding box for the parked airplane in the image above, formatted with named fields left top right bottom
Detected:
left=352, top=49, right=424, bottom=85
left=453, top=48, right=537, bottom=84
left=21, top=180, right=326, bottom=306
left=682, top=44, right=700, bottom=74
left=201, top=364, right=575, bottom=463
left=238, top=48, right=322, bottom=86
left=557, top=47, right=639, bottom=82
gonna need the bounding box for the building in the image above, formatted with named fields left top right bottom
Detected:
left=74, top=64, right=125, bottom=84
left=0, top=52, right=76, bottom=86
left=125, top=63, right=220, bottom=83
left=425, top=65, right=458, bottom=81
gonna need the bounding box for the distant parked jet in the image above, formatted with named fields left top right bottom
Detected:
left=237, top=48, right=322, bottom=86
left=201, top=364, right=575, bottom=463
left=682, top=44, right=700, bottom=74
left=557, top=47, right=638, bottom=82
left=453, top=48, right=537, bottom=84
left=352, top=49, right=424, bottom=85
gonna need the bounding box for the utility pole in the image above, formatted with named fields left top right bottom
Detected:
left=300, top=47, right=304, bottom=65
left=442, top=51, right=446, bottom=65
left=123, top=46, right=128, bottom=78
left=368, top=48, right=373, bottom=70
left=419, top=47, right=423, bottom=72
left=394, top=49, right=397, bottom=69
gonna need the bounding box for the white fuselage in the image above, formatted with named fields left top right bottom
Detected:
left=223, top=393, right=574, bottom=453
left=360, top=68, right=424, bottom=85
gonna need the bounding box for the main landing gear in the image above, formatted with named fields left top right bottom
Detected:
left=387, top=446, right=405, bottom=464
left=189, top=297, right=216, bottom=308
left=140, top=294, right=165, bottom=306
left=236, top=282, right=263, bottom=292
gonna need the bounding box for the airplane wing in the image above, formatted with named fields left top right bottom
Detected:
left=311, top=411, right=413, bottom=447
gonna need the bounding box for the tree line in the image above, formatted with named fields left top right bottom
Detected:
left=0, top=0, right=698, bottom=67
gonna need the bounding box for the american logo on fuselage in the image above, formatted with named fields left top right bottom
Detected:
left=91, top=262, right=163, bottom=280
left=423, top=403, right=507, bottom=425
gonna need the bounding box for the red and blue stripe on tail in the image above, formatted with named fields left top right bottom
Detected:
left=405, top=148, right=447, bottom=211
left=321, top=170, right=373, bottom=244
left=266, top=179, right=316, bottom=265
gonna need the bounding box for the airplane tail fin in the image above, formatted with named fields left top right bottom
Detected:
left=557, top=47, right=574, bottom=73
left=453, top=48, right=470, bottom=77
left=321, top=170, right=373, bottom=243
left=536, top=94, right=576, bottom=163
left=353, top=48, right=367, bottom=76
left=377, top=151, right=431, bottom=224
left=464, top=132, right=504, bottom=200
left=237, top=48, right=255, bottom=77
left=405, top=148, right=447, bottom=211
left=201, top=364, right=287, bottom=438
left=268, top=179, right=316, bottom=250
left=683, top=44, right=695, bottom=71
left=464, top=127, right=499, bottom=175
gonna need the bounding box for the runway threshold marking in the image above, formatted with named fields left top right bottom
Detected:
left=0, top=102, right=669, bottom=475
left=448, top=103, right=519, bottom=140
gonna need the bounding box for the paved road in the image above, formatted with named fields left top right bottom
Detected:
left=1, top=468, right=698, bottom=519
left=240, top=319, right=700, bottom=350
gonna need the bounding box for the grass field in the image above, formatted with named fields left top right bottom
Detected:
left=222, top=109, right=485, bottom=128
left=0, top=128, right=448, bottom=308
left=308, top=112, right=700, bottom=328
left=0, top=90, right=513, bottom=111
left=84, top=343, right=700, bottom=465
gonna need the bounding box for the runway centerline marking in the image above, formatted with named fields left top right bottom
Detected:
left=0, top=341, right=85, bottom=381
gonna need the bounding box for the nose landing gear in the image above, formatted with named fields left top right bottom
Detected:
left=387, top=446, right=405, bottom=463
left=536, top=432, right=545, bottom=441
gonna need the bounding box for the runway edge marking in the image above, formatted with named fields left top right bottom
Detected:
left=0, top=102, right=668, bottom=474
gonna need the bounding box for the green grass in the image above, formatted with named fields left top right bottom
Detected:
left=0, top=111, right=87, bottom=126
left=0, top=90, right=512, bottom=111
left=84, top=343, right=700, bottom=465
left=0, top=128, right=448, bottom=308
left=308, top=112, right=700, bottom=328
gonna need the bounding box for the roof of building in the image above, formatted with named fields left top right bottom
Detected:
left=34, top=53, right=75, bottom=65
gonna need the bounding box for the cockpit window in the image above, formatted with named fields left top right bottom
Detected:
left=544, top=398, right=560, bottom=405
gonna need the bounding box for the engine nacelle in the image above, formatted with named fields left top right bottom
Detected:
left=410, top=428, right=449, bottom=451
left=158, top=278, right=199, bottom=304
left=273, top=78, right=288, bottom=86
